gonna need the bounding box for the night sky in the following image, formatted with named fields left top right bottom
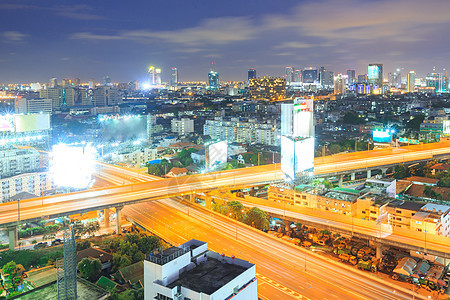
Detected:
left=1, top=0, right=450, bottom=83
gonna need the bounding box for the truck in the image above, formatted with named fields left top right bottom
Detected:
left=357, top=259, right=377, bottom=272
left=339, top=253, right=358, bottom=265
left=351, top=243, right=365, bottom=256
left=333, top=248, right=350, bottom=256
left=357, top=246, right=373, bottom=258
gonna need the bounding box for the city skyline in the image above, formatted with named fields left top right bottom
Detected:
left=1, top=0, right=450, bottom=83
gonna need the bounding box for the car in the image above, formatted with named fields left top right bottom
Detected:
left=34, top=242, right=48, bottom=249
left=51, top=239, right=63, bottom=246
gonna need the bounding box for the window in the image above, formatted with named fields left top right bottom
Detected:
left=362, top=211, right=366, bottom=214
left=396, top=210, right=402, bottom=214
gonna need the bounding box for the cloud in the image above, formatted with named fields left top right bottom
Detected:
left=71, top=32, right=123, bottom=41
left=2, top=31, right=28, bottom=42
left=274, top=41, right=315, bottom=50
left=54, top=5, right=107, bottom=20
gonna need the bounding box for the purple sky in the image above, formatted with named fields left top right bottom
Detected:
left=1, top=0, right=449, bottom=83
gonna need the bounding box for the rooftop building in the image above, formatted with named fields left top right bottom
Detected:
left=144, top=240, right=257, bottom=300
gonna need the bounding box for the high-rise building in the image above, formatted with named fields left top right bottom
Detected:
left=357, top=74, right=367, bottom=83
left=208, top=71, right=219, bottom=90
left=281, top=98, right=314, bottom=181
left=302, top=68, right=318, bottom=84
left=320, top=69, right=334, bottom=87
left=15, top=98, right=52, bottom=114
left=407, top=71, right=416, bottom=93
left=39, top=88, right=63, bottom=110
left=49, top=78, right=58, bottom=88
left=334, top=74, right=346, bottom=95
left=293, top=69, right=302, bottom=83
left=368, top=64, right=383, bottom=92
left=155, top=68, right=162, bottom=86
left=92, top=86, right=122, bottom=107
left=171, top=67, right=178, bottom=87
left=248, top=68, right=256, bottom=81
left=426, top=67, right=447, bottom=92
left=171, top=118, right=194, bottom=135
left=285, top=67, right=294, bottom=84
left=148, top=66, right=156, bottom=86
left=248, top=77, right=286, bottom=101
left=104, top=75, right=112, bottom=86
left=346, top=69, right=356, bottom=84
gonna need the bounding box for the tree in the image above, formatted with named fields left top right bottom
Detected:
left=405, top=114, right=425, bottom=130
left=250, top=154, right=259, bottom=165
left=423, top=185, right=432, bottom=198
left=244, top=207, right=270, bottom=231
left=393, top=164, right=408, bottom=179
left=77, top=257, right=102, bottom=281
left=227, top=201, right=245, bottom=221
left=342, top=111, right=365, bottom=125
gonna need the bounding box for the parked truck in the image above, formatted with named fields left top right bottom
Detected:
left=339, top=253, right=358, bottom=265
left=357, top=259, right=377, bottom=273
left=357, top=246, right=373, bottom=258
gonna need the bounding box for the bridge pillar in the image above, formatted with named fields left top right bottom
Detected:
left=205, top=195, right=212, bottom=210
left=7, top=225, right=16, bottom=251
left=116, top=207, right=122, bottom=235
left=367, top=169, right=372, bottom=178
left=350, top=173, right=355, bottom=181
left=103, top=208, right=110, bottom=228
left=189, top=193, right=194, bottom=203
left=381, top=168, right=388, bottom=176
left=375, top=243, right=382, bottom=259
left=338, top=175, right=344, bottom=187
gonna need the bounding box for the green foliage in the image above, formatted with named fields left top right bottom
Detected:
left=76, top=240, right=91, bottom=251
left=17, top=224, right=60, bottom=239
left=250, top=154, right=259, bottom=165
left=244, top=207, right=270, bottom=230
left=177, top=148, right=197, bottom=167
left=227, top=201, right=245, bottom=221
left=405, top=114, right=425, bottom=131
left=423, top=185, right=442, bottom=200
left=393, top=164, right=409, bottom=179
left=2, top=261, right=17, bottom=275
left=109, top=288, right=144, bottom=300
left=108, top=233, right=160, bottom=271
left=0, top=248, right=63, bottom=270
left=77, top=257, right=102, bottom=282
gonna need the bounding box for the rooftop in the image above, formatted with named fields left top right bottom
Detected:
left=167, top=257, right=247, bottom=295
left=405, top=176, right=439, bottom=185
left=146, top=245, right=191, bottom=265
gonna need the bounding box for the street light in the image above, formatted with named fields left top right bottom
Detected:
left=386, top=290, right=395, bottom=299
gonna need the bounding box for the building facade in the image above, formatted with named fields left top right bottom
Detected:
left=15, top=98, right=52, bottom=114
left=171, top=118, right=194, bottom=135
left=248, top=77, right=286, bottom=101
left=1, top=171, right=54, bottom=202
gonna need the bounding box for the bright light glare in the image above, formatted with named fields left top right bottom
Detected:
left=50, top=143, right=97, bottom=189
left=143, top=83, right=151, bottom=90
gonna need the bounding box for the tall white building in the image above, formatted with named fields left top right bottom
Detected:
left=407, top=70, right=416, bottom=93
left=285, top=67, right=294, bottom=84
left=281, top=98, right=315, bottom=181
left=39, top=88, right=63, bottom=110
left=144, top=240, right=257, bottom=300
left=204, top=118, right=280, bottom=146
left=1, top=171, right=54, bottom=202
left=15, top=98, right=52, bottom=114
left=171, top=67, right=178, bottom=87
left=171, top=118, right=194, bottom=135
left=0, top=148, right=40, bottom=179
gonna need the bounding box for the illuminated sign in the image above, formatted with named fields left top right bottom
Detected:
left=14, top=114, right=50, bottom=132
left=281, top=136, right=314, bottom=181
left=0, top=115, right=14, bottom=132
left=206, top=141, right=227, bottom=170
left=373, top=129, right=392, bottom=143
left=398, top=138, right=419, bottom=144
left=444, top=120, right=450, bottom=135
left=368, top=65, right=379, bottom=80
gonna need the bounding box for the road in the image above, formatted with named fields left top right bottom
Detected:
left=123, top=199, right=428, bottom=300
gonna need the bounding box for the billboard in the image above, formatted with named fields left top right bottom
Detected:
left=14, top=114, right=50, bottom=132
left=0, top=115, right=14, bottom=132
left=281, top=136, right=314, bottom=181
left=444, top=120, right=450, bottom=135
left=281, top=98, right=314, bottom=138
left=368, top=65, right=380, bottom=81
left=398, top=137, right=419, bottom=144
left=99, top=114, right=150, bottom=142
left=373, top=129, right=392, bottom=143
left=205, top=141, right=227, bottom=170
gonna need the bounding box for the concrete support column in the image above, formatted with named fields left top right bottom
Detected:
left=116, top=207, right=122, bottom=235
left=338, top=175, right=344, bottom=187
left=375, top=243, right=382, bottom=259
left=350, top=173, right=356, bottom=181
left=205, top=195, right=212, bottom=210
left=367, top=169, right=372, bottom=178
left=104, top=208, right=110, bottom=228
left=381, top=168, right=388, bottom=176
left=7, top=225, right=17, bottom=251
left=189, top=193, right=194, bottom=203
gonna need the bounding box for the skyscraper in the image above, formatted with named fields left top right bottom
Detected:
left=302, top=68, right=318, bottom=84
left=155, top=68, right=162, bottom=86
left=346, top=69, right=356, bottom=84
left=50, top=78, right=58, bottom=88
left=148, top=66, right=156, bottom=86
left=171, top=67, right=178, bottom=86
left=319, top=69, right=334, bottom=87
left=368, top=64, right=383, bottom=92
left=281, top=98, right=314, bottom=181
left=285, top=67, right=294, bottom=84
left=248, top=68, right=256, bottom=81
left=208, top=71, right=219, bottom=90
left=293, top=69, right=302, bottom=83
left=407, top=71, right=416, bottom=93
left=334, top=74, right=346, bottom=95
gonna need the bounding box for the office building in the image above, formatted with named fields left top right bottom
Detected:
left=144, top=239, right=257, bottom=300
left=208, top=71, right=219, bottom=90
left=92, top=86, right=122, bottom=107
left=110, top=147, right=157, bottom=168
left=104, top=75, right=112, bottom=86
left=357, top=74, right=367, bottom=83
left=0, top=171, right=54, bottom=202
left=15, top=98, right=52, bottom=114
left=39, top=88, right=63, bottom=110
left=426, top=68, right=447, bottom=92
left=346, top=70, right=356, bottom=84
left=281, top=98, right=314, bottom=180
left=171, top=118, right=194, bottom=135
left=204, top=118, right=280, bottom=146
left=320, top=69, right=334, bottom=87
left=148, top=66, right=157, bottom=86
left=248, top=77, right=286, bottom=101
left=334, top=73, right=346, bottom=95
left=293, top=69, right=302, bottom=83
left=49, top=78, right=58, bottom=88
left=248, top=68, right=256, bottom=81
left=155, top=68, right=162, bottom=86
left=171, top=68, right=178, bottom=87
left=285, top=67, right=294, bottom=84
left=0, top=148, right=40, bottom=179
left=407, top=71, right=416, bottom=93
left=302, top=68, right=318, bottom=84
left=368, top=64, right=383, bottom=93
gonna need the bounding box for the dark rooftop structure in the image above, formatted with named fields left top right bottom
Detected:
left=387, top=200, right=424, bottom=211
left=167, top=258, right=247, bottom=295
left=146, top=245, right=191, bottom=265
